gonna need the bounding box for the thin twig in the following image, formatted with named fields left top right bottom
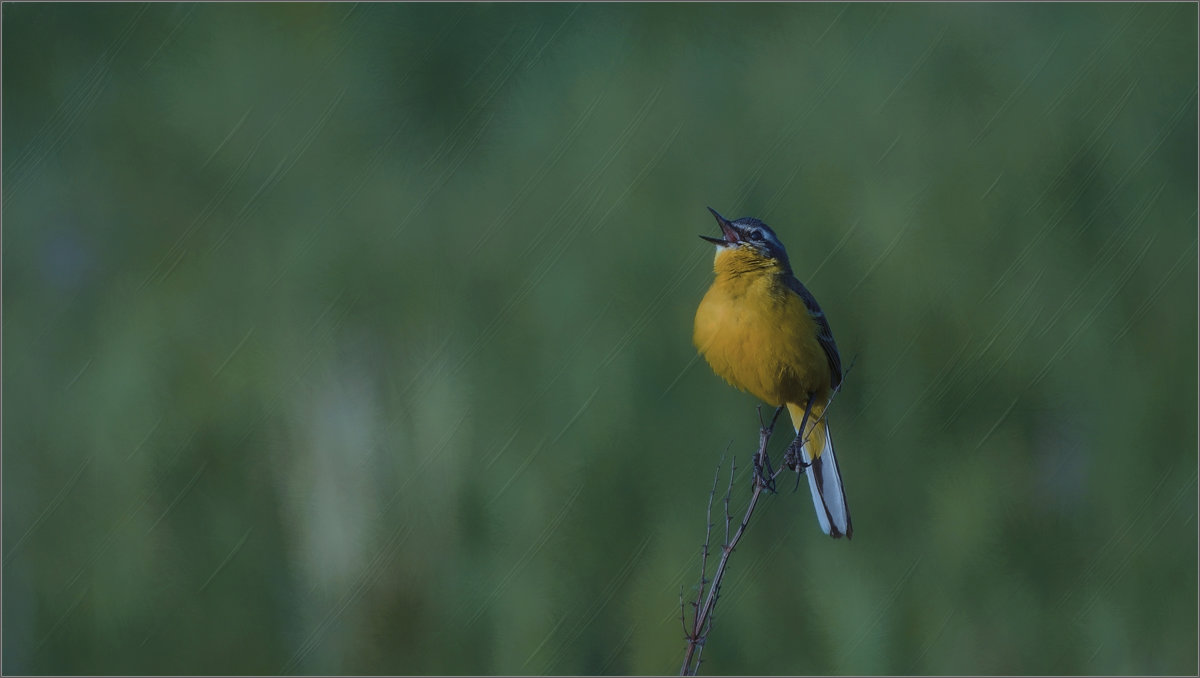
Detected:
left=680, top=586, right=688, bottom=636
left=691, top=458, right=724, bottom=623
left=681, top=414, right=779, bottom=676
left=723, top=455, right=735, bottom=546
left=693, top=622, right=709, bottom=670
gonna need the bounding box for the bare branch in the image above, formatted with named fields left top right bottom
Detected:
left=679, top=361, right=855, bottom=675
left=680, top=586, right=689, bottom=638
left=691, top=456, right=724, bottom=623
left=723, top=455, right=735, bottom=546
left=680, top=413, right=779, bottom=676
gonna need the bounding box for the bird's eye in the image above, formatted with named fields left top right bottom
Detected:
left=750, top=229, right=764, bottom=241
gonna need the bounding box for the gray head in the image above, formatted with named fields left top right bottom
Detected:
left=700, top=207, right=793, bottom=271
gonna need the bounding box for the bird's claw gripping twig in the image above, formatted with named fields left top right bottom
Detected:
left=782, top=439, right=811, bottom=473
left=782, top=439, right=812, bottom=493
left=753, top=451, right=777, bottom=493
left=751, top=405, right=785, bottom=492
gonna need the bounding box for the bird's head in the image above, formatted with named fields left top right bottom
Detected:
left=700, top=207, right=791, bottom=273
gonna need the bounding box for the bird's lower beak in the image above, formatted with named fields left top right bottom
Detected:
left=700, top=207, right=739, bottom=246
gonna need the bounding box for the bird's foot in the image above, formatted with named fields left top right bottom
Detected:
left=753, top=452, right=777, bottom=493
left=782, top=440, right=811, bottom=474
left=782, top=440, right=811, bottom=493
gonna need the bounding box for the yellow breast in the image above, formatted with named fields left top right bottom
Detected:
left=693, top=249, right=831, bottom=408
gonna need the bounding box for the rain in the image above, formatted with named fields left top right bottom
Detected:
left=3, top=3, right=1196, bottom=675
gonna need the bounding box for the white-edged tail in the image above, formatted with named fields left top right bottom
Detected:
left=797, top=419, right=853, bottom=539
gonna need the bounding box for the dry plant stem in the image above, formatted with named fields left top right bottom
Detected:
left=723, top=455, right=735, bottom=546
left=693, top=461, right=723, bottom=625
left=680, top=409, right=782, bottom=676
left=681, top=359, right=855, bottom=676
left=697, top=457, right=736, bottom=673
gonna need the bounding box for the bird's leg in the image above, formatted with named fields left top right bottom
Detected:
left=759, top=404, right=786, bottom=432
left=783, top=393, right=816, bottom=474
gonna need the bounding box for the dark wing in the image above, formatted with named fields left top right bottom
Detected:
left=784, top=275, right=843, bottom=390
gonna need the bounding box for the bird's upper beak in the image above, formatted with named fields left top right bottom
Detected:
left=700, top=207, right=740, bottom=246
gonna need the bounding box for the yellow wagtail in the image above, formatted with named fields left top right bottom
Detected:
left=693, top=207, right=851, bottom=538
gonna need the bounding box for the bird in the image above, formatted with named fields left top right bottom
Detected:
left=693, top=207, right=852, bottom=538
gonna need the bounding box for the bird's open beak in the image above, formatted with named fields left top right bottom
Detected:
left=700, top=207, right=740, bottom=246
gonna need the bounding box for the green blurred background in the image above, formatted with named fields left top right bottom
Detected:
left=3, top=2, right=1197, bottom=675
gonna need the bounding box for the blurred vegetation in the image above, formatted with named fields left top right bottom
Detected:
left=3, top=2, right=1197, bottom=675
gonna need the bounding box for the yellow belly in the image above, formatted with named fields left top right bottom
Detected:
left=693, top=271, right=832, bottom=408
